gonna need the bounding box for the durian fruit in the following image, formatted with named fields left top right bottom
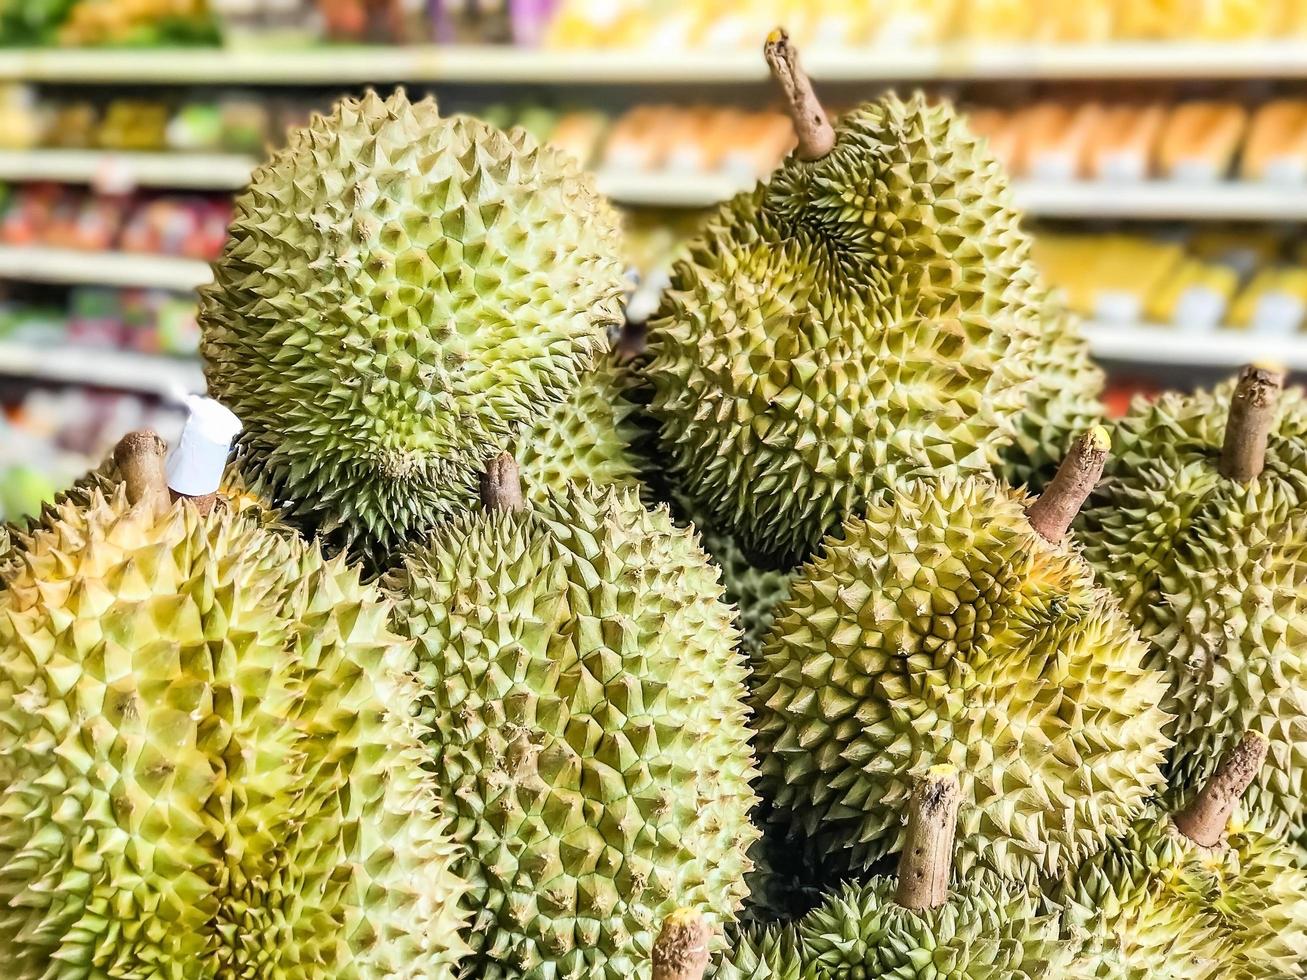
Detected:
left=718, top=769, right=1074, bottom=978
left=645, top=31, right=1057, bottom=569
left=0, top=431, right=470, bottom=978
left=200, top=89, right=626, bottom=569
left=385, top=455, right=761, bottom=980
left=1077, top=365, right=1307, bottom=842
left=753, top=432, right=1173, bottom=882
left=1060, top=731, right=1307, bottom=979
left=999, top=290, right=1105, bottom=490
left=513, top=353, right=644, bottom=507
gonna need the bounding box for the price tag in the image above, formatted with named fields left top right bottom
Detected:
left=1029, top=151, right=1077, bottom=182
left=93, top=155, right=136, bottom=196
left=1174, top=286, right=1226, bottom=331
left=1252, top=291, right=1305, bottom=335
left=1093, top=290, right=1142, bottom=325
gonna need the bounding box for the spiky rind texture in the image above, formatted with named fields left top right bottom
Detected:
left=200, top=89, right=625, bottom=567
left=754, top=476, right=1172, bottom=882
left=719, top=872, right=1072, bottom=979
left=0, top=490, right=469, bottom=978
left=998, top=293, right=1104, bottom=490
left=1077, top=383, right=1307, bottom=843
left=1059, top=808, right=1307, bottom=979
left=386, top=486, right=761, bottom=980
left=514, top=355, right=643, bottom=506
left=646, top=93, right=1046, bottom=568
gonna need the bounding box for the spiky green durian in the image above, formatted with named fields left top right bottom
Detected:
left=753, top=470, right=1172, bottom=882
left=200, top=89, right=626, bottom=568
left=710, top=926, right=804, bottom=980
left=1059, top=733, right=1307, bottom=980
left=999, top=292, right=1104, bottom=490
left=1077, top=368, right=1307, bottom=843
left=0, top=482, right=469, bottom=977
left=645, top=35, right=1055, bottom=569
left=514, top=354, right=643, bottom=506
left=385, top=465, right=761, bottom=980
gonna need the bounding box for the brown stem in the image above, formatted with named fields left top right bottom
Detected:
left=1025, top=426, right=1110, bottom=544
left=480, top=452, right=525, bottom=513
left=1172, top=731, right=1268, bottom=848
left=763, top=28, right=835, bottom=161
left=1219, top=363, right=1285, bottom=483
left=112, top=430, right=169, bottom=516
left=651, top=909, right=710, bottom=980
left=170, top=488, right=218, bottom=516
left=895, top=765, right=962, bottom=912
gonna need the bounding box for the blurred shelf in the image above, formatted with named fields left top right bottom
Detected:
left=1012, top=180, right=1307, bottom=220
left=596, top=170, right=754, bottom=207
left=1084, top=322, right=1307, bottom=368
left=3, top=41, right=1307, bottom=84
left=0, top=246, right=212, bottom=291
left=0, top=340, right=204, bottom=396
left=0, top=149, right=256, bottom=190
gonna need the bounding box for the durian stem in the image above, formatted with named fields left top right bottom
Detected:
left=651, top=909, right=711, bottom=980
left=113, top=430, right=169, bottom=516
left=170, top=489, right=218, bottom=516
left=1025, top=427, right=1110, bottom=544
left=1172, top=730, right=1268, bottom=848
left=895, top=765, right=962, bottom=912
left=480, top=452, right=525, bottom=513
left=763, top=28, right=835, bottom=161
left=1219, top=363, right=1285, bottom=484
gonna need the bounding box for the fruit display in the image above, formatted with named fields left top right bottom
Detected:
left=4, top=27, right=1307, bottom=980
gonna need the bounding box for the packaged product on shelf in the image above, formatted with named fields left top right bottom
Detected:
left=546, top=110, right=607, bottom=167
left=1241, top=99, right=1307, bottom=184
left=1033, top=233, right=1186, bottom=324
left=1143, top=257, right=1239, bottom=331
left=1014, top=101, right=1104, bottom=181
left=1087, top=103, right=1168, bottom=182
left=1190, top=226, right=1287, bottom=276
left=57, top=0, right=222, bottom=46
left=0, top=85, right=41, bottom=150
left=1229, top=267, right=1307, bottom=334
left=1158, top=101, right=1248, bottom=182
left=98, top=99, right=171, bottom=151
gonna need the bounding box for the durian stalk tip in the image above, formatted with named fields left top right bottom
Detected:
left=895, top=767, right=962, bottom=912
left=1025, top=428, right=1110, bottom=544
left=762, top=28, right=835, bottom=161
left=927, top=763, right=958, bottom=778
left=651, top=909, right=711, bottom=980
left=1172, top=730, right=1269, bottom=848
left=480, top=452, right=526, bottom=514
left=113, top=429, right=169, bottom=516
left=1219, top=363, right=1285, bottom=484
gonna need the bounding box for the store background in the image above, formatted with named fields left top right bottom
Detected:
left=1, top=0, right=1306, bottom=521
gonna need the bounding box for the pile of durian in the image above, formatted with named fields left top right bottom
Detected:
left=1, top=28, right=1305, bottom=980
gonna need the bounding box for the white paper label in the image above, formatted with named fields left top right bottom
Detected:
left=1252, top=291, right=1306, bottom=335
left=1096, top=150, right=1148, bottom=183
left=1260, top=154, right=1307, bottom=185
left=166, top=396, right=243, bottom=497
left=1174, top=286, right=1227, bottom=331
left=1169, top=157, right=1223, bottom=183
left=1029, top=151, right=1077, bottom=182
left=665, top=145, right=707, bottom=174
left=1094, top=290, right=1143, bottom=324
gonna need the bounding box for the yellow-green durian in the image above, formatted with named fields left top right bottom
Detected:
left=753, top=469, right=1172, bottom=883
left=200, top=88, right=626, bottom=568
left=0, top=473, right=469, bottom=976
left=514, top=353, right=644, bottom=506
left=1077, top=367, right=1307, bottom=843
left=645, top=34, right=1058, bottom=569
left=385, top=465, right=760, bottom=980
left=1058, top=733, right=1307, bottom=980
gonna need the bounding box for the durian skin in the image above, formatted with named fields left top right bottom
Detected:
left=1077, top=384, right=1307, bottom=843
left=0, top=490, right=469, bottom=978
left=1058, top=808, right=1307, bottom=980
left=200, top=89, right=626, bottom=568
left=386, top=485, right=761, bottom=980
left=998, top=292, right=1104, bottom=491
left=718, top=872, right=1072, bottom=979
left=514, top=354, right=644, bottom=507
left=753, top=476, right=1172, bottom=883
left=646, top=94, right=1046, bottom=569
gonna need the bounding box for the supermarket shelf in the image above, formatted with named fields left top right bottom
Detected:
left=0, top=149, right=256, bottom=191
left=0, top=341, right=204, bottom=396
left=1012, top=181, right=1307, bottom=221
left=596, top=170, right=754, bottom=208
left=1, top=41, right=1307, bottom=84
left=1085, top=322, right=1307, bottom=369
left=0, top=246, right=213, bottom=291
